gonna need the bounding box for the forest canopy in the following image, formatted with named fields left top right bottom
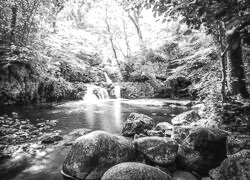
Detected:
left=0, top=0, right=249, bottom=104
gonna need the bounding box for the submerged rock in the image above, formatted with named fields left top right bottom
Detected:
left=101, top=162, right=173, bottom=180
left=209, top=149, right=250, bottom=180
left=122, top=113, right=154, bottom=137
left=134, top=133, right=147, bottom=140
left=62, top=131, right=136, bottom=180
left=176, top=128, right=228, bottom=176
left=40, top=134, right=63, bottom=144
left=134, top=136, right=178, bottom=165
left=171, top=110, right=200, bottom=126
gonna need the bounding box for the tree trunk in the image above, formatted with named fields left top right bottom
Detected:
left=227, top=31, right=249, bottom=98
left=121, top=16, right=131, bottom=58
left=105, top=9, right=124, bottom=80
left=218, top=23, right=227, bottom=103
left=10, top=4, right=18, bottom=44
left=128, top=12, right=147, bottom=52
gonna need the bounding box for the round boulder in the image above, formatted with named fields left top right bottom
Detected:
left=122, top=113, right=154, bottom=137
left=176, top=128, right=228, bottom=176
left=62, top=131, right=136, bottom=179
left=134, top=136, right=178, bottom=165
left=101, top=162, right=173, bottom=180
left=209, top=149, right=250, bottom=180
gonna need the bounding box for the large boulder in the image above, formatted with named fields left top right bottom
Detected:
left=134, top=137, right=178, bottom=165
left=171, top=110, right=200, bottom=126
left=209, top=149, right=250, bottom=180
left=101, top=162, right=173, bottom=180
left=176, top=128, right=228, bottom=176
left=62, top=131, right=136, bottom=179
left=122, top=113, right=154, bottom=137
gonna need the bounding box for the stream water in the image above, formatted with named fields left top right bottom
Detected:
left=0, top=99, right=190, bottom=180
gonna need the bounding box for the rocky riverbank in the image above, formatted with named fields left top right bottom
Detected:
left=61, top=107, right=250, bottom=180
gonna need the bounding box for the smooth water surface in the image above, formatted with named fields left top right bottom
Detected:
left=0, top=99, right=190, bottom=180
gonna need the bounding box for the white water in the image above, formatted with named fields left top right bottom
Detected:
left=83, top=72, right=121, bottom=100
left=113, top=85, right=121, bottom=99
left=104, top=72, right=112, bottom=84
left=83, top=85, right=110, bottom=101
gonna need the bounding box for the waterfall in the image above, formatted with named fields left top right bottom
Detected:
left=83, top=86, right=99, bottom=101
left=113, top=85, right=121, bottom=99
left=82, top=72, right=121, bottom=101
left=83, top=85, right=110, bottom=101
left=104, top=72, right=121, bottom=99
left=97, top=87, right=110, bottom=99
left=104, top=72, right=112, bottom=84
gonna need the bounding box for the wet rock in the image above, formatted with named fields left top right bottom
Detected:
left=146, top=130, right=164, bottom=137
left=134, top=136, right=178, bottom=165
left=226, top=134, right=250, bottom=155
left=62, top=131, right=136, bottom=180
left=176, top=128, right=228, bottom=176
left=36, top=122, right=45, bottom=127
left=20, top=124, right=34, bottom=130
left=101, top=162, right=173, bottom=180
left=209, top=149, right=250, bottom=180
left=122, top=113, right=154, bottom=137
left=11, top=112, right=18, bottom=118
left=171, top=110, right=200, bottom=126
left=134, top=133, right=147, bottom=140
left=155, top=122, right=173, bottom=131
left=41, top=134, right=63, bottom=144
left=46, top=120, right=58, bottom=126
left=171, top=171, right=197, bottom=180
left=171, top=126, right=192, bottom=144
left=155, top=122, right=173, bottom=137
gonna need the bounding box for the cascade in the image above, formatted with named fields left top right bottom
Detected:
left=83, top=86, right=99, bottom=101
left=113, top=85, right=121, bottom=99
left=83, top=85, right=110, bottom=101
left=82, top=72, right=121, bottom=100
left=104, top=72, right=112, bottom=84
left=97, top=87, right=110, bottom=99
left=104, top=72, right=121, bottom=99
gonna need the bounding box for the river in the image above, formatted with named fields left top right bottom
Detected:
left=0, top=99, right=191, bottom=180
